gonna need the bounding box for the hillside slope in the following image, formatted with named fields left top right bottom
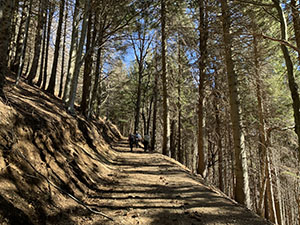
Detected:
left=0, top=78, right=272, bottom=225
left=0, top=78, right=122, bottom=225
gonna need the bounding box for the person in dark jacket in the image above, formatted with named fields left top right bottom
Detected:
left=128, top=133, right=135, bottom=152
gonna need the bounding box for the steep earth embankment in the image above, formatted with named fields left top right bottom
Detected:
left=0, top=78, right=122, bottom=225
left=0, top=78, right=272, bottom=225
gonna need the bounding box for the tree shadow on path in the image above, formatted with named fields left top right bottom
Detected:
left=85, top=140, right=273, bottom=225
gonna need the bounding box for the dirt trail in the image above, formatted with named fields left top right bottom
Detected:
left=82, top=140, right=272, bottom=225
left=0, top=78, right=272, bottom=225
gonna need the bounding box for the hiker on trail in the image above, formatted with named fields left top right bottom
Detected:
left=135, top=132, right=142, bottom=148
left=128, top=133, right=135, bottom=152
left=143, top=134, right=150, bottom=152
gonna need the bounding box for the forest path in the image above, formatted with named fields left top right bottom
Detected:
left=83, top=139, right=271, bottom=225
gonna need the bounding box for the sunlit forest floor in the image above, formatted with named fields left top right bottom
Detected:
left=0, top=77, right=272, bottom=224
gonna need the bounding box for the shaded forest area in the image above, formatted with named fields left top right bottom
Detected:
left=1, top=0, right=300, bottom=224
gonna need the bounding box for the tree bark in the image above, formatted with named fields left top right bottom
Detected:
left=266, top=153, right=278, bottom=224
left=12, top=0, right=27, bottom=73
left=146, top=95, right=153, bottom=135
left=27, top=0, right=45, bottom=84
left=66, top=0, right=90, bottom=113
left=42, top=2, right=54, bottom=90
left=0, top=0, right=15, bottom=97
left=252, top=19, right=278, bottom=222
left=8, top=0, right=19, bottom=67
left=273, top=164, right=283, bottom=225
left=80, top=13, right=94, bottom=116
left=15, top=0, right=32, bottom=85
left=291, top=0, right=300, bottom=63
left=47, top=0, right=65, bottom=95
left=214, top=77, right=224, bottom=192
left=131, top=20, right=152, bottom=133
left=63, top=0, right=80, bottom=103
left=197, top=0, right=208, bottom=177
left=161, top=0, right=170, bottom=156
left=133, top=51, right=143, bottom=134
left=36, top=0, right=48, bottom=87
left=58, top=1, right=68, bottom=98
left=177, top=40, right=183, bottom=163
left=89, top=35, right=103, bottom=118
left=151, top=52, right=159, bottom=152
left=278, top=0, right=300, bottom=162
left=219, top=0, right=251, bottom=207
left=170, top=120, right=176, bottom=159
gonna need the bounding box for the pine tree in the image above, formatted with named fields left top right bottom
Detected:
left=219, top=0, right=251, bottom=207
left=27, top=0, right=45, bottom=84
left=278, top=0, right=300, bottom=161
left=0, top=0, right=15, bottom=97
left=46, top=0, right=65, bottom=95
left=197, top=0, right=209, bottom=177
left=66, top=0, right=90, bottom=114
left=161, top=0, right=170, bottom=156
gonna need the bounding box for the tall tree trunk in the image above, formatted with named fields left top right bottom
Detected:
left=46, top=0, right=65, bottom=95
left=274, top=164, right=283, bottom=225
left=161, top=0, right=170, bottom=156
left=63, top=0, right=80, bottom=103
left=15, top=0, right=32, bottom=85
left=142, top=110, right=147, bottom=135
left=151, top=52, right=159, bottom=152
left=8, top=0, right=20, bottom=67
left=42, top=2, right=54, bottom=90
left=296, top=193, right=300, bottom=225
left=197, top=0, right=208, bottom=177
left=146, top=97, right=153, bottom=135
left=219, top=0, right=251, bottom=207
left=89, top=36, right=103, bottom=118
left=265, top=153, right=278, bottom=224
left=214, top=76, right=224, bottom=192
left=226, top=107, right=235, bottom=199
left=27, top=0, right=45, bottom=84
left=252, top=19, right=278, bottom=222
left=67, top=0, right=90, bottom=113
left=95, top=81, right=103, bottom=118
left=131, top=26, right=151, bottom=133
left=291, top=0, right=300, bottom=63
left=58, top=0, right=68, bottom=98
left=0, top=0, right=15, bottom=97
left=12, top=0, right=27, bottom=73
left=279, top=0, right=300, bottom=161
left=177, top=40, right=183, bottom=163
left=36, top=0, right=48, bottom=87
left=223, top=112, right=229, bottom=195
left=170, top=120, right=176, bottom=159
left=134, top=64, right=143, bottom=133
left=81, top=13, right=94, bottom=116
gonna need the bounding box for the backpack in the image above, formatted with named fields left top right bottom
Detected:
left=144, top=134, right=150, bottom=142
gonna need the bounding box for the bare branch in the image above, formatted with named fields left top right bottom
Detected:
left=257, top=33, right=300, bottom=53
